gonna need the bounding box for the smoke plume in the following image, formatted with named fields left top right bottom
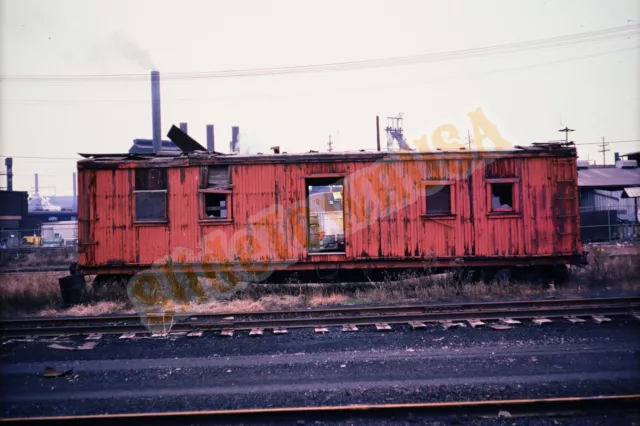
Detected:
left=112, top=32, right=155, bottom=71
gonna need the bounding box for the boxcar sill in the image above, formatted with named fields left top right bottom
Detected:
left=487, top=213, right=521, bottom=219
left=421, top=214, right=456, bottom=221
left=308, top=252, right=346, bottom=256
left=133, top=220, right=168, bottom=226
left=198, top=219, right=233, bottom=225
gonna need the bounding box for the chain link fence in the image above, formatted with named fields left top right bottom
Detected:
left=579, top=205, right=639, bottom=243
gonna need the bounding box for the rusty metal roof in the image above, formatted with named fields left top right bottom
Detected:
left=578, top=166, right=640, bottom=188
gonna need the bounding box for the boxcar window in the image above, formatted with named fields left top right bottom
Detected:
left=207, top=165, right=230, bottom=189
left=426, top=185, right=451, bottom=216
left=199, top=166, right=232, bottom=222
left=135, top=168, right=167, bottom=190
left=204, top=193, right=228, bottom=219
left=135, top=168, right=168, bottom=222
left=491, top=183, right=513, bottom=209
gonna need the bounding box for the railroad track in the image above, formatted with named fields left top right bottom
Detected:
left=2, top=395, right=639, bottom=425
left=1, top=296, right=639, bottom=338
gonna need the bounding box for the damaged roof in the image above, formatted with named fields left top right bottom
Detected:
left=78, top=127, right=578, bottom=167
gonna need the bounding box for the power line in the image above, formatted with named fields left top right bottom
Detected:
left=1, top=44, right=637, bottom=105
left=598, top=137, right=610, bottom=165
left=1, top=24, right=637, bottom=83
left=559, top=126, right=575, bottom=143
left=574, top=140, right=640, bottom=145
left=1, top=139, right=639, bottom=161
left=0, top=155, right=81, bottom=160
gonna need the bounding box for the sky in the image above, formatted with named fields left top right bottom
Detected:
left=0, top=0, right=639, bottom=196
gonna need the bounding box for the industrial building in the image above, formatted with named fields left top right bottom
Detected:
left=577, top=153, right=640, bottom=242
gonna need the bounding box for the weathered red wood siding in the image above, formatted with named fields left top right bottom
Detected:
left=77, top=152, right=582, bottom=271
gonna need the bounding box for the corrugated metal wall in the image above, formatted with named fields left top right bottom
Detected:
left=580, top=188, right=637, bottom=217
left=78, top=154, right=581, bottom=269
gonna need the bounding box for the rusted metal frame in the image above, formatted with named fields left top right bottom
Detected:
left=78, top=253, right=588, bottom=276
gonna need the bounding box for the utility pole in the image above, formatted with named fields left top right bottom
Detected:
left=598, top=136, right=610, bottom=166
left=558, top=126, right=574, bottom=143
left=328, top=135, right=333, bottom=152
left=466, top=130, right=473, bottom=150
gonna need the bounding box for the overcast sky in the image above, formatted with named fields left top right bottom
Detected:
left=1, top=0, right=639, bottom=196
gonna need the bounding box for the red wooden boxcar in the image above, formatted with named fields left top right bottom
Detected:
left=76, top=143, right=585, bottom=284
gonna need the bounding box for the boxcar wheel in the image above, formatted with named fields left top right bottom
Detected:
left=92, top=274, right=133, bottom=290
left=493, top=268, right=512, bottom=285
left=92, top=274, right=111, bottom=290
left=548, top=265, right=569, bottom=285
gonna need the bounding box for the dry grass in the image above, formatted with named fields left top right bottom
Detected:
left=0, top=272, right=131, bottom=316
left=0, top=251, right=638, bottom=318
left=0, top=249, right=76, bottom=269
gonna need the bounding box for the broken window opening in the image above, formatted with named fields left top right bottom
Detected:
left=491, top=183, right=514, bottom=210
left=204, top=193, right=228, bottom=219
left=200, top=165, right=232, bottom=221
left=307, top=178, right=345, bottom=254
left=135, top=168, right=167, bottom=222
left=426, top=185, right=452, bottom=216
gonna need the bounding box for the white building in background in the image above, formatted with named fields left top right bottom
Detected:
left=28, top=194, right=62, bottom=212
left=41, top=220, right=77, bottom=245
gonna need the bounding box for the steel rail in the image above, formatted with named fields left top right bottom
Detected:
left=1, top=300, right=638, bottom=337
left=2, top=295, right=639, bottom=326
left=1, top=395, right=639, bottom=425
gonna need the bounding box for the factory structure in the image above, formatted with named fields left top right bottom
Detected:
left=1, top=70, right=639, bottom=252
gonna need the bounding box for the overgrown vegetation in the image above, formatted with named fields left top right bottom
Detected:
left=0, top=249, right=76, bottom=269
left=0, top=250, right=638, bottom=317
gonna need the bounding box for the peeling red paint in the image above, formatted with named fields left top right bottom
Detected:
left=77, top=149, right=583, bottom=275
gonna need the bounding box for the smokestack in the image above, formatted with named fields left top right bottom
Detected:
left=4, top=157, right=12, bottom=191
left=206, top=125, right=215, bottom=152
left=179, top=122, right=188, bottom=133
left=151, top=71, right=161, bottom=154
left=72, top=172, right=77, bottom=211
left=231, top=126, right=239, bottom=153
left=35, top=173, right=39, bottom=196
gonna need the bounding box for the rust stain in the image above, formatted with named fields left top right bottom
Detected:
left=78, top=149, right=582, bottom=273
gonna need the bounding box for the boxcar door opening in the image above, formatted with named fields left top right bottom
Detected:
left=306, top=177, right=346, bottom=255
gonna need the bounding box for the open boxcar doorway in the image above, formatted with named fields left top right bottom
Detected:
left=306, top=177, right=345, bottom=255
